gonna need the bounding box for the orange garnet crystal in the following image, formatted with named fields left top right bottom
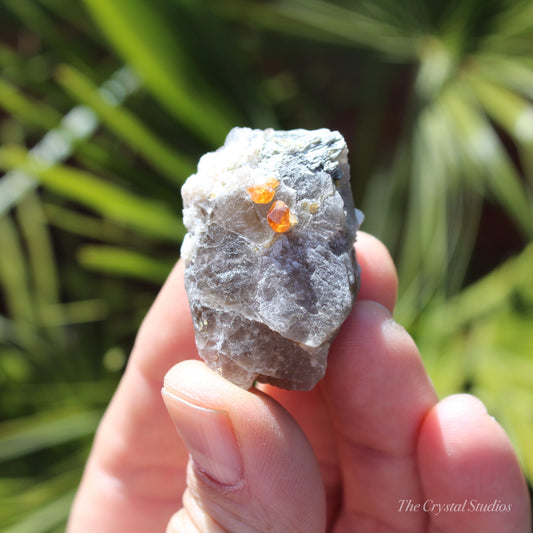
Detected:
left=267, top=200, right=297, bottom=233
left=247, top=177, right=280, bottom=204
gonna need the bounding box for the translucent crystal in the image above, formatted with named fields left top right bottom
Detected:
left=247, top=185, right=276, bottom=204
left=267, top=200, right=297, bottom=233
left=181, top=127, right=361, bottom=390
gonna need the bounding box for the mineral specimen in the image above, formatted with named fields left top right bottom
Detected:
left=181, top=127, right=362, bottom=390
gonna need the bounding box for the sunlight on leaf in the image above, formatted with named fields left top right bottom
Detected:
left=0, top=409, right=100, bottom=462
left=0, top=145, right=185, bottom=241
left=0, top=79, right=60, bottom=131
left=2, top=491, right=74, bottom=533
left=0, top=217, right=35, bottom=324
left=82, top=0, right=237, bottom=145
left=77, top=245, right=174, bottom=284
left=56, top=64, right=195, bottom=183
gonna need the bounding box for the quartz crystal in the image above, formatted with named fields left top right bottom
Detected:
left=181, top=127, right=362, bottom=390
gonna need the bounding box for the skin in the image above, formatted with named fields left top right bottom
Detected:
left=67, top=232, right=531, bottom=532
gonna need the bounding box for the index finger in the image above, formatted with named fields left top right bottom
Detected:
left=133, top=259, right=197, bottom=382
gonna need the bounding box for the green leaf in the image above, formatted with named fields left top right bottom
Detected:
left=0, top=217, right=35, bottom=324
left=214, top=0, right=418, bottom=58
left=82, top=0, right=236, bottom=145
left=44, top=203, right=130, bottom=244
left=56, top=64, right=195, bottom=183
left=0, top=78, right=60, bottom=130
left=77, top=245, right=174, bottom=284
left=0, top=409, right=100, bottom=462
left=15, top=192, right=61, bottom=318
left=395, top=101, right=451, bottom=324
left=0, top=145, right=185, bottom=242
left=1, top=491, right=73, bottom=533
left=1, top=468, right=79, bottom=516
left=474, top=54, right=533, bottom=98
left=38, top=300, right=108, bottom=327
left=442, top=82, right=533, bottom=236
left=467, top=74, right=533, bottom=146
left=418, top=243, right=533, bottom=342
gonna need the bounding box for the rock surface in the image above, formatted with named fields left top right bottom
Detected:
left=181, top=127, right=361, bottom=390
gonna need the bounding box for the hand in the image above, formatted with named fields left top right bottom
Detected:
left=67, top=232, right=531, bottom=532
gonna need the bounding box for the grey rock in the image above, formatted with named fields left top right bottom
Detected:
left=181, top=127, right=361, bottom=390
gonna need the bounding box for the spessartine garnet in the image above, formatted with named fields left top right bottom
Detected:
left=247, top=185, right=276, bottom=204
left=247, top=177, right=280, bottom=204
left=267, top=200, right=297, bottom=232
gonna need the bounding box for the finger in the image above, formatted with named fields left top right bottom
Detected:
left=162, top=360, right=326, bottom=533
left=96, top=259, right=195, bottom=472
left=259, top=232, right=399, bottom=525
left=322, top=300, right=438, bottom=531
left=355, top=231, right=398, bottom=313
left=68, top=261, right=196, bottom=533
left=418, top=394, right=531, bottom=533
left=133, top=259, right=197, bottom=381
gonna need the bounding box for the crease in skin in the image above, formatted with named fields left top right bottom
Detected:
left=162, top=387, right=228, bottom=418
left=181, top=488, right=228, bottom=533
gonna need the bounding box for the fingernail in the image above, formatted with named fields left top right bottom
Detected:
left=161, top=388, right=244, bottom=486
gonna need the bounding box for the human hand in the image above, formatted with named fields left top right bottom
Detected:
left=67, top=232, right=531, bottom=532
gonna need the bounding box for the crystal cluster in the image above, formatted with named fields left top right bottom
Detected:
left=181, top=127, right=361, bottom=390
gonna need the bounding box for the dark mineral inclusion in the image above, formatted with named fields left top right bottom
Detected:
left=181, top=127, right=362, bottom=390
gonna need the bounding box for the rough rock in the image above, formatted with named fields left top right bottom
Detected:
left=181, top=127, right=361, bottom=390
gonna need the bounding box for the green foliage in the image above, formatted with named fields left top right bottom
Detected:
left=1, top=0, right=532, bottom=529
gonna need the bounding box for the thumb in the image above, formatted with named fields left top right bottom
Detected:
left=161, top=360, right=326, bottom=533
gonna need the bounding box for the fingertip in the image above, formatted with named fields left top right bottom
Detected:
left=162, top=360, right=326, bottom=532
left=418, top=394, right=531, bottom=532
left=325, top=300, right=436, bottom=455
left=355, top=232, right=398, bottom=313
left=418, top=393, right=506, bottom=466
left=163, top=360, right=249, bottom=411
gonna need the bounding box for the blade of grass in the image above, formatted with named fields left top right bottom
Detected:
left=444, top=82, right=533, bottom=236
left=0, top=67, right=139, bottom=218
left=44, top=203, right=129, bottom=244
left=0, top=409, right=100, bottom=462
left=419, top=243, right=533, bottom=341
left=467, top=74, right=533, bottom=146
left=214, top=0, right=417, bottom=58
left=0, top=145, right=185, bottom=242
left=1, top=469, right=80, bottom=514
left=395, top=101, right=451, bottom=325
left=0, top=79, right=60, bottom=130
left=501, top=391, right=533, bottom=484
left=38, top=300, right=108, bottom=327
left=1, top=379, right=117, bottom=411
left=0, top=316, right=50, bottom=358
left=82, top=0, right=236, bottom=145
left=0, top=216, right=35, bottom=324
left=56, top=64, right=196, bottom=183
left=1, top=491, right=73, bottom=533
left=15, top=192, right=61, bottom=320
left=77, top=245, right=173, bottom=284
left=475, top=54, right=533, bottom=98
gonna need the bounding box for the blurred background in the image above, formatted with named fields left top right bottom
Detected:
left=0, top=0, right=532, bottom=530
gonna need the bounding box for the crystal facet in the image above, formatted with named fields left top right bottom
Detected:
left=247, top=185, right=276, bottom=204
left=181, top=127, right=361, bottom=390
left=267, top=200, right=297, bottom=233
